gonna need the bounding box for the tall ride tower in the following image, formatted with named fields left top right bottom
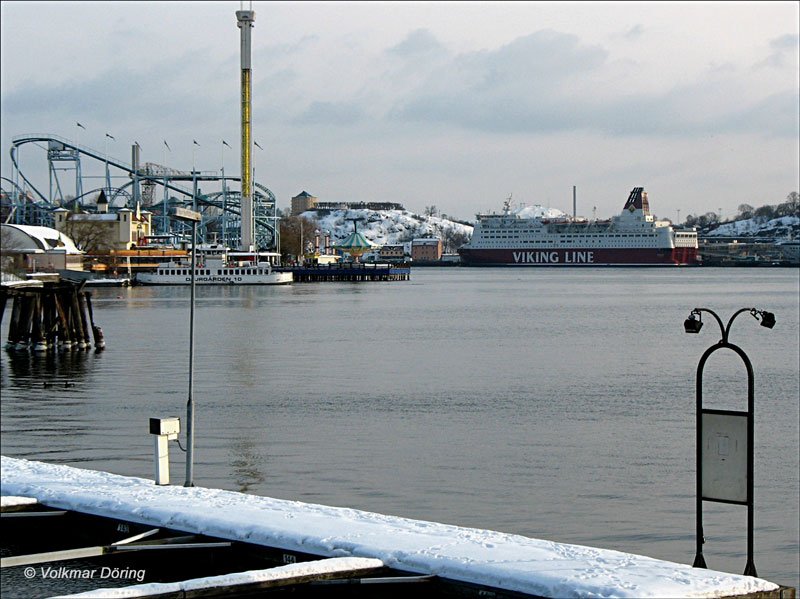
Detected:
left=236, top=7, right=255, bottom=251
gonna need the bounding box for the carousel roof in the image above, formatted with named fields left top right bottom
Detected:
left=334, top=231, right=376, bottom=252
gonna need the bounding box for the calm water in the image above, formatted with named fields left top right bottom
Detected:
left=2, top=267, right=798, bottom=592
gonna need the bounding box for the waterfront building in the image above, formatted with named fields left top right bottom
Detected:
left=379, top=244, right=406, bottom=262
left=291, top=191, right=318, bottom=216
left=53, top=205, right=152, bottom=252
left=411, top=238, right=443, bottom=262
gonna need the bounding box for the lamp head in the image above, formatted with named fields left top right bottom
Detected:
left=758, top=311, right=776, bottom=329
left=684, top=313, right=703, bottom=334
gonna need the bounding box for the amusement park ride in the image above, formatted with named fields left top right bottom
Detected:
left=0, top=133, right=282, bottom=253
left=3, top=5, right=274, bottom=256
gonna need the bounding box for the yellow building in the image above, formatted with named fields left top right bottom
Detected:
left=53, top=206, right=152, bottom=252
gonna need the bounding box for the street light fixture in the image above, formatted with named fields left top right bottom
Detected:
left=684, top=313, right=703, bottom=333
left=173, top=207, right=202, bottom=488
left=685, top=308, right=775, bottom=338
left=684, top=306, right=776, bottom=577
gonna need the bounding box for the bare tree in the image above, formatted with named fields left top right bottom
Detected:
left=61, top=218, right=115, bottom=253
left=776, top=192, right=799, bottom=217
left=737, top=204, right=754, bottom=219
left=279, top=215, right=318, bottom=262
left=440, top=227, right=471, bottom=253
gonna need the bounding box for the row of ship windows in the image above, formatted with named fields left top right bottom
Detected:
left=480, top=234, right=658, bottom=239
left=159, top=268, right=267, bottom=276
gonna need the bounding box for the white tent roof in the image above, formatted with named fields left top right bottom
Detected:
left=0, top=224, right=83, bottom=254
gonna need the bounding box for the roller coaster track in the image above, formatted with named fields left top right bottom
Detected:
left=6, top=134, right=280, bottom=248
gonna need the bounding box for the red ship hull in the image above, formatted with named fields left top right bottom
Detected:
left=458, top=247, right=699, bottom=266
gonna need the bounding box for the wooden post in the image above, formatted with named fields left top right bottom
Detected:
left=84, top=292, right=105, bottom=350
left=19, top=294, right=34, bottom=349
left=0, top=287, right=7, bottom=328
left=69, top=289, right=86, bottom=349
left=31, top=293, right=46, bottom=352
left=78, top=291, right=92, bottom=348
left=6, top=295, right=22, bottom=348
left=54, top=290, right=71, bottom=348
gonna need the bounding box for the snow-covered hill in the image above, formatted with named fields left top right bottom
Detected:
left=702, top=215, right=799, bottom=239
left=298, top=208, right=473, bottom=249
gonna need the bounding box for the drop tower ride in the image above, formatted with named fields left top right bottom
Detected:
left=236, top=6, right=255, bottom=251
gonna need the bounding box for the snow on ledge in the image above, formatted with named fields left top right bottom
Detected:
left=1, top=456, right=780, bottom=598
left=0, top=495, right=38, bottom=508
left=52, top=557, right=385, bottom=598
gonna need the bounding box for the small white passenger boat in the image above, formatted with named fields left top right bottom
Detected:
left=135, top=244, right=292, bottom=286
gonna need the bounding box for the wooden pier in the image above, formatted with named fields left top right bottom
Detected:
left=0, top=278, right=105, bottom=352
left=1, top=457, right=793, bottom=599
left=284, top=262, right=410, bottom=282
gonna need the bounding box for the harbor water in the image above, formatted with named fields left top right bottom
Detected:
left=1, top=267, right=798, bottom=592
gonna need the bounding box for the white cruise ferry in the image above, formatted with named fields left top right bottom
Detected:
left=458, top=187, right=699, bottom=266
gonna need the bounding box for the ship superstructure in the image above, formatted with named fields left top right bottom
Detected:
left=458, top=187, right=698, bottom=266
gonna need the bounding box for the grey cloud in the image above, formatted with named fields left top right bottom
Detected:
left=389, top=29, right=608, bottom=131
left=770, top=33, right=799, bottom=51
left=623, top=25, right=645, bottom=40
left=388, top=29, right=798, bottom=138
left=2, top=48, right=228, bottom=125
left=755, top=33, right=799, bottom=68
left=713, top=90, right=800, bottom=137
left=388, top=29, right=446, bottom=57
left=292, top=101, right=364, bottom=126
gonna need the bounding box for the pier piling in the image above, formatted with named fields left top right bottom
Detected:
left=1, top=280, right=106, bottom=353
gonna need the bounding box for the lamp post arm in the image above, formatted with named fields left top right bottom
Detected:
left=693, top=308, right=726, bottom=342
left=724, top=308, right=757, bottom=342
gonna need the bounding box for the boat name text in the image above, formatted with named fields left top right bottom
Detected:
left=185, top=276, right=243, bottom=282
left=512, top=251, right=595, bottom=264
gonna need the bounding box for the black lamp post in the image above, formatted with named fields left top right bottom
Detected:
left=174, top=207, right=202, bottom=488
left=685, top=307, right=775, bottom=577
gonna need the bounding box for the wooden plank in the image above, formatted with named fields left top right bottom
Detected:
left=1, top=539, right=228, bottom=568
left=113, top=542, right=232, bottom=552
left=53, top=558, right=387, bottom=599
left=1, top=545, right=107, bottom=568
left=179, top=562, right=386, bottom=598
left=0, top=510, right=68, bottom=518
left=111, top=528, right=160, bottom=545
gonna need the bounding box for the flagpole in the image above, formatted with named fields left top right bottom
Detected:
left=75, top=122, right=86, bottom=203
left=191, top=140, right=200, bottom=213
left=104, top=133, right=114, bottom=196
left=221, top=140, right=229, bottom=247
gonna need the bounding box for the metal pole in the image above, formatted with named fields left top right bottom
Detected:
left=690, top=307, right=763, bottom=576
left=185, top=218, right=197, bottom=487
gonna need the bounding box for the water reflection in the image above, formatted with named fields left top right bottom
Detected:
left=3, top=347, right=101, bottom=388
left=229, top=437, right=266, bottom=493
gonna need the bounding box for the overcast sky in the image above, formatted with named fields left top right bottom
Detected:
left=1, top=1, right=798, bottom=221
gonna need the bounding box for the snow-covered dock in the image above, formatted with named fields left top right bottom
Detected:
left=0, top=456, right=786, bottom=598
